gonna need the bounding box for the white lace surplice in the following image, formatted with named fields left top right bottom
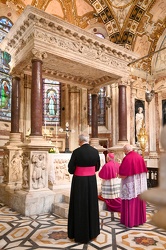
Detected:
left=120, top=172, right=147, bottom=200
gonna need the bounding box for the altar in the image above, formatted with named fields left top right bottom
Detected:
left=48, top=153, right=105, bottom=190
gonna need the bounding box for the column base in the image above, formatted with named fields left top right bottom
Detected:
left=0, top=183, right=55, bottom=216
left=5, top=133, right=23, bottom=147
left=25, top=135, right=52, bottom=148
left=90, top=138, right=105, bottom=152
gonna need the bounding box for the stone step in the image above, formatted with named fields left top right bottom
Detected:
left=53, top=193, right=106, bottom=218
left=53, top=202, right=69, bottom=218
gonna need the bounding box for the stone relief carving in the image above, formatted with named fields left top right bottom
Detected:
left=33, top=30, right=127, bottom=70
left=32, top=48, right=47, bottom=60
left=3, top=154, right=9, bottom=183
left=31, top=153, right=46, bottom=189
left=10, top=151, right=22, bottom=182
left=54, top=158, right=70, bottom=183
left=22, top=152, right=30, bottom=189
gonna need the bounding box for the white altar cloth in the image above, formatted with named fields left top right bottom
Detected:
left=48, top=153, right=105, bottom=190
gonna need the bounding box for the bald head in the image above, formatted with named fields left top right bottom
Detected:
left=123, top=144, right=133, bottom=155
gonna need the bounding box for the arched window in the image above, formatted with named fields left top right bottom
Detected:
left=0, top=17, right=13, bottom=121
left=43, top=79, right=61, bottom=126
left=88, top=87, right=106, bottom=126
left=95, top=33, right=105, bottom=39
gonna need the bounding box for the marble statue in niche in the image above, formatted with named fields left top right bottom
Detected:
left=135, top=100, right=145, bottom=142
left=31, top=154, right=46, bottom=189
left=136, top=107, right=144, bottom=138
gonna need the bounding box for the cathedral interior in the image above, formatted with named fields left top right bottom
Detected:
left=0, top=0, right=166, bottom=249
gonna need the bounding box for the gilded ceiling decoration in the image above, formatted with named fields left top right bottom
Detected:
left=0, top=0, right=165, bottom=75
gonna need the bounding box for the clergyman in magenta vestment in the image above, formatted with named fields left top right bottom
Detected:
left=119, top=150, right=148, bottom=227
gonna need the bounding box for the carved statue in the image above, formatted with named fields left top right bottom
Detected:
left=136, top=107, right=144, bottom=139
left=32, top=154, right=46, bottom=189
left=22, top=152, right=30, bottom=189
left=10, top=152, right=22, bottom=182
left=3, top=154, right=9, bottom=182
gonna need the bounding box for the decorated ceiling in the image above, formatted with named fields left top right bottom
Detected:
left=0, top=0, right=165, bottom=55
left=0, top=0, right=165, bottom=76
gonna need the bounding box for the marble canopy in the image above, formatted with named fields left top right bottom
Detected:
left=1, top=5, right=138, bottom=90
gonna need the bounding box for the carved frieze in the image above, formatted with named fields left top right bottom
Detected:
left=1, top=5, right=138, bottom=89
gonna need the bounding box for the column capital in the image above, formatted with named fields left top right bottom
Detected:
left=118, top=76, right=133, bottom=86
left=88, top=87, right=100, bottom=95
left=10, top=68, right=22, bottom=79
left=69, top=86, right=80, bottom=93
left=32, top=48, right=47, bottom=61
left=12, top=75, right=21, bottom=80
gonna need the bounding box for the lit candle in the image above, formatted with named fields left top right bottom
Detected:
left=88, top=125, right=89, bottom=135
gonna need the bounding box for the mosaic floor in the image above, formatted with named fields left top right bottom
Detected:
left=0, top=202, right=166, bottom=250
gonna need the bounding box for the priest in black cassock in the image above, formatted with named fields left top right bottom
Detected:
left=67, top=133, right=101, bottom=244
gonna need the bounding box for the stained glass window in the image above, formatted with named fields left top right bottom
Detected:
left=43, top=79, right=61, bottom=126
left=0, top=17, right=12, bottom=34
left=0, top=78, right=12, bottom=121
left=88, top=87, right=106, bottom=126
left=0, top=16, right=13, bottom=121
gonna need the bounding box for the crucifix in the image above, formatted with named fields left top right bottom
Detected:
left=59, top=122, right=72, bottom=153
left=64, top=122, right=71, bottom=153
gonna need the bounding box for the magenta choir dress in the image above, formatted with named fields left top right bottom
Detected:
left=119, top=151, right=148, bottom=228
left=98, top=161, right=122, bottom=212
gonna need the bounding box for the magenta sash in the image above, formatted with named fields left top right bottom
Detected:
left=74, top=166, right=95, bottom=176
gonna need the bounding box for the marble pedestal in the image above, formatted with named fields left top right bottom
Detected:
left=48, top=153, right=105, bottom=190
left=0, top=183, right=55, bottom=216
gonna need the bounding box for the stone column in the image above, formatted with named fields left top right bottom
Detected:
left=80, top=88, right=88, bottom=133
left=0, top=52, right=54, bottom=216
left=31, top=59, right=43, bottom=137
left=91, top=93, right=98, bottom=138
left=2, top=75, right=23, bottom=189
left=7, top=75, right=22, bottom=144
left=118, top=83, right=127, bottom=142
left=108, top=79, right=129, bottom=162
left=28, top=49, right=48, bottom=145
left=11, top=76, right=20, bottom=133
left=69, top=86, right=80, bottom=151
left=90, top=90, right=104, bottom=152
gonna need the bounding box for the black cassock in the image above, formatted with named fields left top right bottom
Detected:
left=68, top=143, right=101, bottom=243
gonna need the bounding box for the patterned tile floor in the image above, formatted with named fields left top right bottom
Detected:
left=0, top=202, right=166, bottom=250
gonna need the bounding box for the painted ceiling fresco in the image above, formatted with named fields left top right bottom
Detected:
left=0, top=0, right=165, bottom=74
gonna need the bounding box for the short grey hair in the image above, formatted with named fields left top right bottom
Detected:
left=79, top=133, right=89, bottom=143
